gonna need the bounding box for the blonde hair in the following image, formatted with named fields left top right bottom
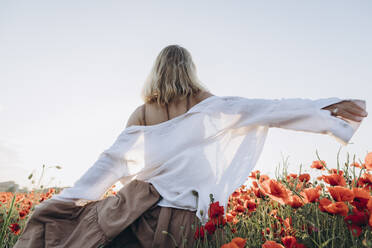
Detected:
left=141, top=44, right=209, bottom=105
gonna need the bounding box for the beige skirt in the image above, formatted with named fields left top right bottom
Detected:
left=14, top=180, right=199, bottom=248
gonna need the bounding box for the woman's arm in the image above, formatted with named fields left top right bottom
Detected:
left=48, top=106, right=144, bottom=204
left=321, top=100, right=367, bottom=122
left=219, top=96, right=367, bottom=146
left=125, top=105, right=144, bottom=128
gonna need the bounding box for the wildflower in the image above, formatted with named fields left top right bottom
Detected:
left=298, top=173, right=310, bottom=182
left=244, top=200, right=257, bottom=212
left=286, top=174, right=298, bottom=181
left=301, top=186, right=321, bottom=203
left=221, top=237, right=247, bottom=248
left=9, top=223, right=21, bottom=235
left=328, top=168, right=344, bottom=175
left=19, top=210, right=28, bottom=219
left=226, top=213, right=235, bottom=222
left=318, top=198, right=332, bottom=212
left=260, top=179, right=290, bottom=205
left=282, top=217, right=296, bottom=236
left=249, top=170, right=261, bottom=179
left=259, top=174, right=270, bottom=183
left=211, top=215, right=226, bottom=226
left=194, top=226, right=205, bottom=240
left=269, top=209, right=278, bottom=217
left=352, top=187, right=370, bottom=210
left=208, top=201, right=224, bottom=218
left=344, top=207, right=368, bottom=237
left=357, top=173, right=372, bottom=189
left=323, top=202, right=349, bottom=217
left=328, top=186, right=354, bottom=202
left=367, top=197, right=372, bottom=212
left=345, top=209, right=368, bottom=226
left=252, top=181, right=265, bottom=198
left=281, top=236, right=296, bottom=248
left=348, top=224, right=363, bottom=237
left=235, top=205, right=245, bottom=213
left=319, top=174, right=346, bottom=186
left=310, top=160, right=326, bottom=170
left=287, top=194, right=305, bottom=208
left=231, top=190, right=240, bottom=198
left=204, top=220, right=216, bottom=235
left=350, top=162, right=362, bottom=168
left=262, top=240, right=285, bottom=248
left=364, top=152, right=372, bottom=170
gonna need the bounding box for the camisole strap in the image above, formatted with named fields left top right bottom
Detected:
left=165, top=103, right=170, bottom=120
left=142, top=104, right=146, bottom=126
left=186, top=94, right=190, bottom=111
left=165, top=94, right=190, bottom=121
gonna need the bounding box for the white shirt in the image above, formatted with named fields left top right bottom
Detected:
left=50, top=95, right=365, bottom=224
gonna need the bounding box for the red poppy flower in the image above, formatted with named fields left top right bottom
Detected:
left=287, top=194, right=305, bottom=208
left=344, top=210, right=368, bottom=227
left=211, top=215, right=226, bottom=226
left=298, top=173, right=310, bottom=182
left=230, top=237, right=246, bottom=248
left=286, top=174, right=298, bottom=181
left=348, top=224, right=363, bottom=237
left=323, top=202, right=349, bottom=217
left=350, top=162, right=362, bottom=168
left=208, top=201, right=224, bottom=218
left=262, top=240, right=285, bottom=248
left=352, top=187, right=370, bottom=210
left=9, top=223, right=21, bottom=235
left=310, top=160, right=326, bottom=170
left=328, top=186, right=354, bottom=202
left=281, top=236, right=297, bottom=248
left=235, top=205, right=245, bottom=213
left=244, top=200, right=257, bottom=212
left=319, top=174, right=346, bottom=186
left=19, top=210, right=28, bottom=219
left=249, top=170, right=261, bottom=179
left=260, top=179, right=290, bottom=205
left=259, top=174, right=270, bottom=183
left=357, top=173, right=372, bottom=188
left=318, top=198, right=333, bottom=212
left=204, top=220, right=216, bottom=235
left=301, top=186, right=321, bottom=203
left=194, top=226, right=205, bottom=240
left=364, top=152, right=372, bottom=170
left=328, top=169, right=344, bottom=176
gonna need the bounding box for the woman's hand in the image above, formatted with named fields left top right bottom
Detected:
left=322, top=100, right=368, bottom=122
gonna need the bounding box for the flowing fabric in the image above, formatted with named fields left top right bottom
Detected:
left=47, top=95, right=366, bottom=224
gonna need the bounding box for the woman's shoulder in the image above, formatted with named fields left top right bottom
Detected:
left=196, top=91, right=215, bottom=102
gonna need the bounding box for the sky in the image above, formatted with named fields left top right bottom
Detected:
left=0, top=0, right=371, bottom=190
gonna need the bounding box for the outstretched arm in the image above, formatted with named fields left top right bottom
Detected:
left=47, top=106, right=144, bottom=204
left=219, top=96, right=367, bottom=146
left=266, top=97, right=367, bottom=145
left=321, top=100, right=367, bottom=122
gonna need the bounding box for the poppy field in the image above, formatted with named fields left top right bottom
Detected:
left=1, top=150, right=372, bottom=248
left=191, top=150, right=372, bottom=248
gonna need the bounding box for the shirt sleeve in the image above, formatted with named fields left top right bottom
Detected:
left=222, top=96, right=366, bottom=146
left=48, top=131, right=133, bottom=204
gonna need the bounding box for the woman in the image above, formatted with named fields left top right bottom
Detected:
left=14, top=45, right=368, bottom=248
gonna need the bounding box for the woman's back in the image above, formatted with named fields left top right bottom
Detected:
left=140, top=91, right=214, bottom=126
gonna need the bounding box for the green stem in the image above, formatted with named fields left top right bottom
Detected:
left=0, top=193, right=16, bottom=247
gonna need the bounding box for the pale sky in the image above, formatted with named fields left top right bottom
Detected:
left=0, top=0, right=371, bottom=190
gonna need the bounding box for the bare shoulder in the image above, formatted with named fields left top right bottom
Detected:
left=125, top=104, right=144, bottom=128
left=196, top=91, right=215, bottom=102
